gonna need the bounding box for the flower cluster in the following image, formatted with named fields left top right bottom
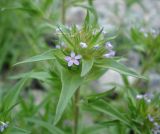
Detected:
left=140, top=28, right=160, bottom=38
left=147, top=115, right=160, bottom=134
left=64, top=41, right=116, bottom=67
left=136, top=93, right=153, bottom=103
left=57, top=25, right=116, bottom=67
left=152, top=123, right=160, bottom=134
left=0, top=121, right=9, bottom=132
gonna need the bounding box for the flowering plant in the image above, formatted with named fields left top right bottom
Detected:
left=13, top=11, right=144, bottom=133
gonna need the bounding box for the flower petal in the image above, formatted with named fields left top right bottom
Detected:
left=68, top=60, right=74, bottom=67
left=73, top=60, right=79, bottom=65
left=105, top=42, right=113, bottom=50
left=75, top=55, right=82, bottom=59
left=136, top=94, right=144, bottom=99
left=71, top=52, right=75, bottom=57
left=103, top=50, right=115, bottom=58
left=65, top=56, right=71, bottom=61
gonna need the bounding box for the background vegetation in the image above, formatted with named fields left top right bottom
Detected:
left=0, top=0, right=160, bottom=134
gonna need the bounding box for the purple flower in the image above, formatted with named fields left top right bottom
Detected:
left=148, top=115, right=154, bottom=122
left=152, top=123, right=160, bottom=134
left=55, top=45, right=61, bottom=49
left=103, top=50, right=116, bottom=58
left=144, top=93, right=154, bottom=103
left=65, top=52, right=82, bottom=67
left=105, top=42, right=113, bottom=50
left=0, top=121, right=9, bottom=132
left=136, top=93, right=153, bottom=103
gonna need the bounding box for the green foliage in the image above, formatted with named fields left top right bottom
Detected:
left=81, top=58, right=94, bottom=77
left=0, top=1, right=159, bottom=134
left=54, top=69, right=83, bottom=125
left=14, top=50, right=56, bottom=66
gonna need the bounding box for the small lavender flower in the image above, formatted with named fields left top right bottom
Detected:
left=65, top=52, right=82, bottom=67
left=139, top=28, right=148, bottom=38
left=136, top=93, right=153, bottom=103
left=0, top=121, right=9, bottom=132
left=136, top=94, right=144, bottom=100
left=55, top=45, right=61, bottom=49
left=148, top=115, right=154, bottom=122
left=93, top=44, right=100, bottom=49
left=0, top=126, right=4, bottom=132
left=80, top=42, right=88, bottom=48
left=144, top=93, right=154, bottom=103
left=140, top=28, right=145, bottom=33
left=154, top=122, right=159, bottom=127
left=152, top=123, right=160, bottom=134
left=103, top=50, right=116, bottom=58
left=105, top=42, right=113, bottom=50
left=150, top=28, right=159, bottom=38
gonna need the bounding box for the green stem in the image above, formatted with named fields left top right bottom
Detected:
left=61, top=0, right=66, bottom=24
left=133, top=61, right=151, bottom=87
left=121, top=75, right=130, bottom=87
left=73, top=88, right=80, bottom=134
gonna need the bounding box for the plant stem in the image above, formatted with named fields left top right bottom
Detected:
left=61, top=0, right=66, bottom=24
left=73, top=88, right=80, bottom=134
left=121, top=74, right=130, bottom=87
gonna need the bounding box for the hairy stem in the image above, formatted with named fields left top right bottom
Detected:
left=73, top=88, right=80, bottom=134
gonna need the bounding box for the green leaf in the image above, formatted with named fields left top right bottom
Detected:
left=75, top=5, right=98, bottom=25
left=54, top=69, right=83, bottom=125
left=96, top=59, right=146, bottom=79
left=86, top=87, right=115, bottom=102
left=81, top=58, right=94, bottom=77
left=26, top=118, right=64, bottom=134
left=58, top=26, right=74, bottom=48
left=84, top=10, right=90, bottom=25
left=14, top=49, right=55, bottom=66
left=10, top=71, right=51, bottom=81
left=3, top=78, right=27, bottom=111
left=88, top=99, right=131, bottom=127
left=11, top=127, right=31, bottom=134
left=83, top=120, right=120, bottom=134
left=90, top=28, right=103, bottom=45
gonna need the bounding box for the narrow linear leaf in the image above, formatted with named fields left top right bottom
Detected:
left=81, top=58, right=94, bottom=77
left=90, top=28, right=103, bottom=45
left=14, top=49, right=56, bottom=66
left=88, top=99, right=131, bottom=127
left=58, top=26, right=74, bottom=47
left=0, top=7, right=43, bottom=16
left=26, top=118, right=64, bottom=134
left=10, top=71, right=51, bottom=81
left=12, top=127, right=31, bottom=134
left=54, top=70, right=83, bottom=125
left=4, top=78, right=27, bottom=111
left=97, top=59, right=146, bottom=79
left=83, top=120, right=120, bottom=134
left=86, top=87, right=115, bottom=102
